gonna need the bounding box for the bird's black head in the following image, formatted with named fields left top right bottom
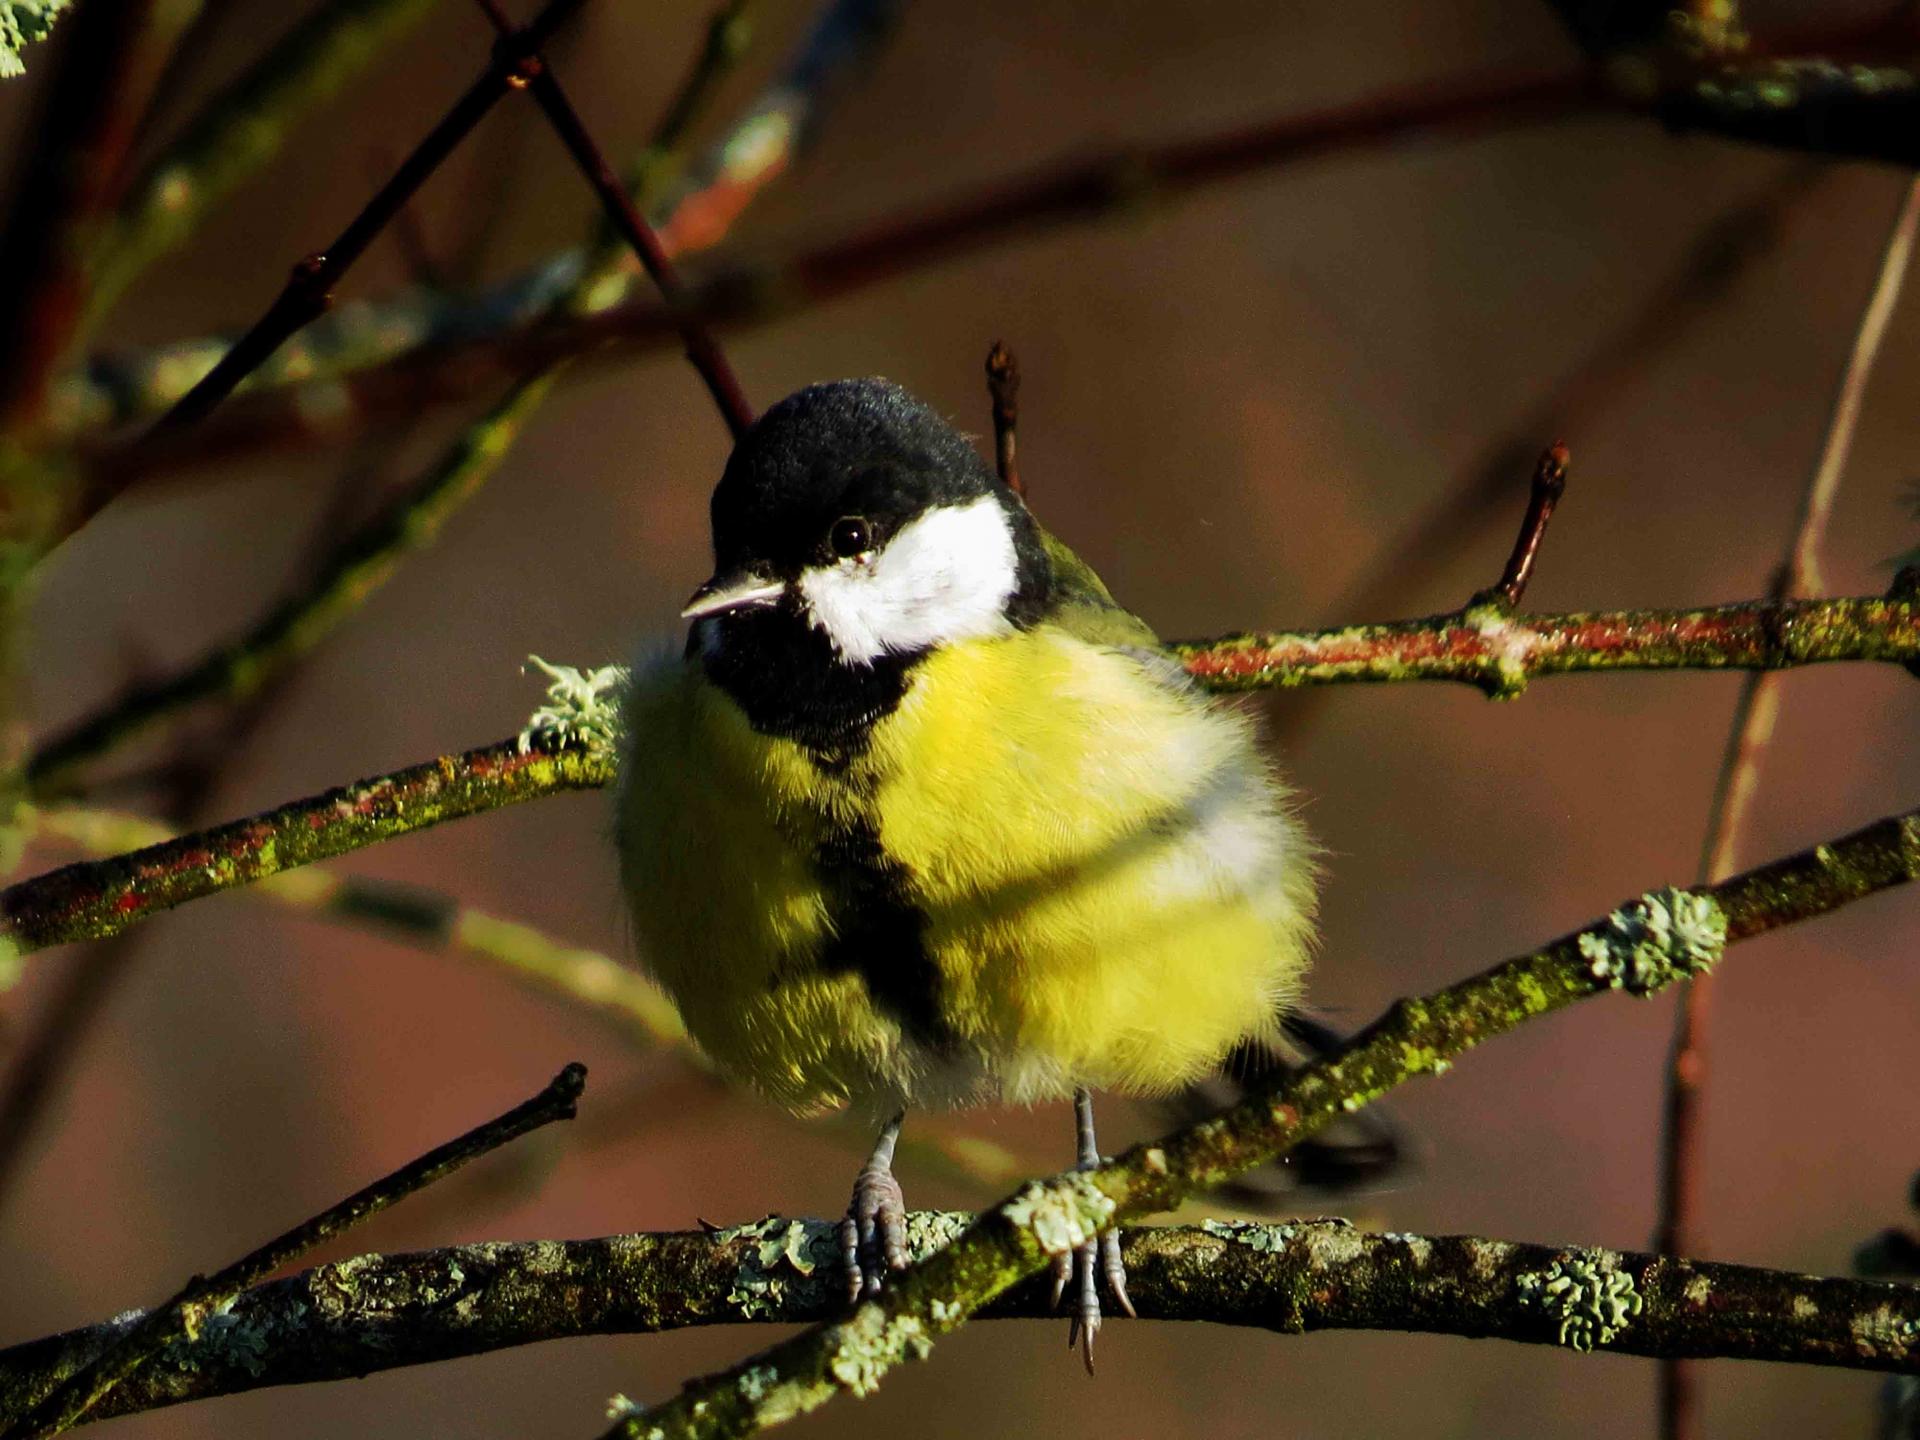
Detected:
left=683, top=378, right=1053, bottom=753
left=686, top=378, right=1051, bottom=662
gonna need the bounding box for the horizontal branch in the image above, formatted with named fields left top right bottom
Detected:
left=2, top=1217, right=1914, bottom=1428
left=616, top=801, right=1920, bottom=1437
left=4, top=590, right=1915, bottom=956
left=1171, top=594, right=1920, bottom=697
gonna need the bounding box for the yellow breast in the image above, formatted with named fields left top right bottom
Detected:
left=615, top=627, right=1316, bottom=1113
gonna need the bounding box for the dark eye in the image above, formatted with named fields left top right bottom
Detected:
left=828, top=515, right=873, bottom=559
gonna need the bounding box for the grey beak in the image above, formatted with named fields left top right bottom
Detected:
left=680, top=571, right=787, bottom=621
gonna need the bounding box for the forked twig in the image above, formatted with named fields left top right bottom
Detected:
left=145, top=0, right=593, bottom=438
left=473, top=0, right=754, bottom=436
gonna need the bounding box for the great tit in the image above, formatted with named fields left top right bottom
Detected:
left=614, top=378, right=1318, bottom=1359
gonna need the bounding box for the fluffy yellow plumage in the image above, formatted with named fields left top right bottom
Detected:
left=617, top=621, right=1315, bottom=1115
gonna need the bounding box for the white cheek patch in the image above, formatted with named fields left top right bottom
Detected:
left=797, top=495, right=1019, bottom=664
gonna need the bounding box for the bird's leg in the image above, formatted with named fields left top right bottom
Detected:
left=1053, top=1087, right=1135, bottom=1372
left=840, top=1109, right=908, bottom=1302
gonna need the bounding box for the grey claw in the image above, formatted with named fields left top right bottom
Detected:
left=1049, top=1248, right=1072, bottom=1309
left=1072, top=1235, right=1101, bottom=1374
left=1102, top=1231, right=1137, bottom=1319
left=844, top=1163, right=906, bottom=1304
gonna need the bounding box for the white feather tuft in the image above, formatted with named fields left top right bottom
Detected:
left=796, top=495, right=1019, bottom=663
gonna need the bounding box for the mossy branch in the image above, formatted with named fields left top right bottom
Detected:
left=1171, top=594, right=1920, bottom=698
left=0, top=1062, right=585, bottom=1440
left=1, top=1218, right=1914, bottom=1430
left=3, top=589, right=1916, bottom=956
left=611, top=808, right=1919, bottom=1439
left=1, top=738, right=613, bottom=955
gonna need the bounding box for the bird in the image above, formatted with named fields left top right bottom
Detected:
left=613, top=376, right=1318, bottom=1364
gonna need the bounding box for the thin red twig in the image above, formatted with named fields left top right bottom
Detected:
left=472, top=0, right=754, bottom=437
left=145, top=0, right=594, bottom=438
left=1654, top=172, right=1920, bottom=1440
left=1485, top=443, right=1569, bottom=609
left=985, top=341, right=1022, bottom=496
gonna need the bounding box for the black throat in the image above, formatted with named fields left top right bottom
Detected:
left=693, top=604, right=923, bottom=766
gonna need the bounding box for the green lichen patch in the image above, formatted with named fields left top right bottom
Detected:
left=1, top=0, right=71, bottom=78
left=1200, top=1219, right=1298, bottom=1253
left=900, top=1210, right=973, bottom=1257
left=1516, top=1253, right=1644, bottom=1351
left=721, top=1217, right=832, bottom=1319
left=518, top=657, right=627, bottom=754
left=1002, top=1174, right=1116, bottom=1256
left=1578, top=887, right=1727, bottom=995
left=827, top=1308, right=933, bottom=1397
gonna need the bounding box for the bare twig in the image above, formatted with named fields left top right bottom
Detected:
left=67, top=0, right=890, bottom=448
left=80, top=0, right=445, bottom=339
left=142, top=0, right=592, bottom=440
left=79, top=60, right=1598, bottom=484
left=1264, top=164, right=1822, bottom=755
left=1655, top=172, right=1920, bottom=1440
left=1477, top=443, right=1569, bottom=610
left=0, top=1062, right=586, bottom=1440
left=3, top=1217, right=1917, bottom=1429
left=4, top=590, right=1918, bottom=957
left=28, top=0, right=766, bottom=796
left=474, top=0, right=754, bottom=436
left=610, top=801, right=1920, bottom=1439
left=985, top=341, right=1022, bottom=495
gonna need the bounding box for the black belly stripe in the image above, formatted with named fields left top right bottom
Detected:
left=696, top=604, right=958, bottom=1044
left=811, top=819, right=955, bottom=1051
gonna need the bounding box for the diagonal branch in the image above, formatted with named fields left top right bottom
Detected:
left=141, top=0, right=592, bottom=440
left=1, top=1218, right=1914, bottom=1429
left=611, top=804, right=1920, bottom=1439
left=2, top=590, right=1917, bottom=956
left=474, top=0, right=754, bottom=435
left=79, top=0, right=447, bottom=338
left=0, top=1062, right=585, bottom=1440
left=25, top=0, right=767, bottom=798
left=1, top=737, right=612, bottom=955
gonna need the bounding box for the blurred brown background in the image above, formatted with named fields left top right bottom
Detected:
left=4, top=1, right=1920, bottom=1436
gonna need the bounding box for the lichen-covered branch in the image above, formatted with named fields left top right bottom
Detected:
left=0, top=1, right=75, bottom=77
left=3, top=590, right=1915, bottom=957
left=615, top=812, right=1919, bottom=1439
left=0, top=1062, right=585, bottom=1440
left=0, top=738, right=614, bottom=955
left=1171, top=594, right=1920, bottom=698
left=1, top=1218, right=1914, bottom=1429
